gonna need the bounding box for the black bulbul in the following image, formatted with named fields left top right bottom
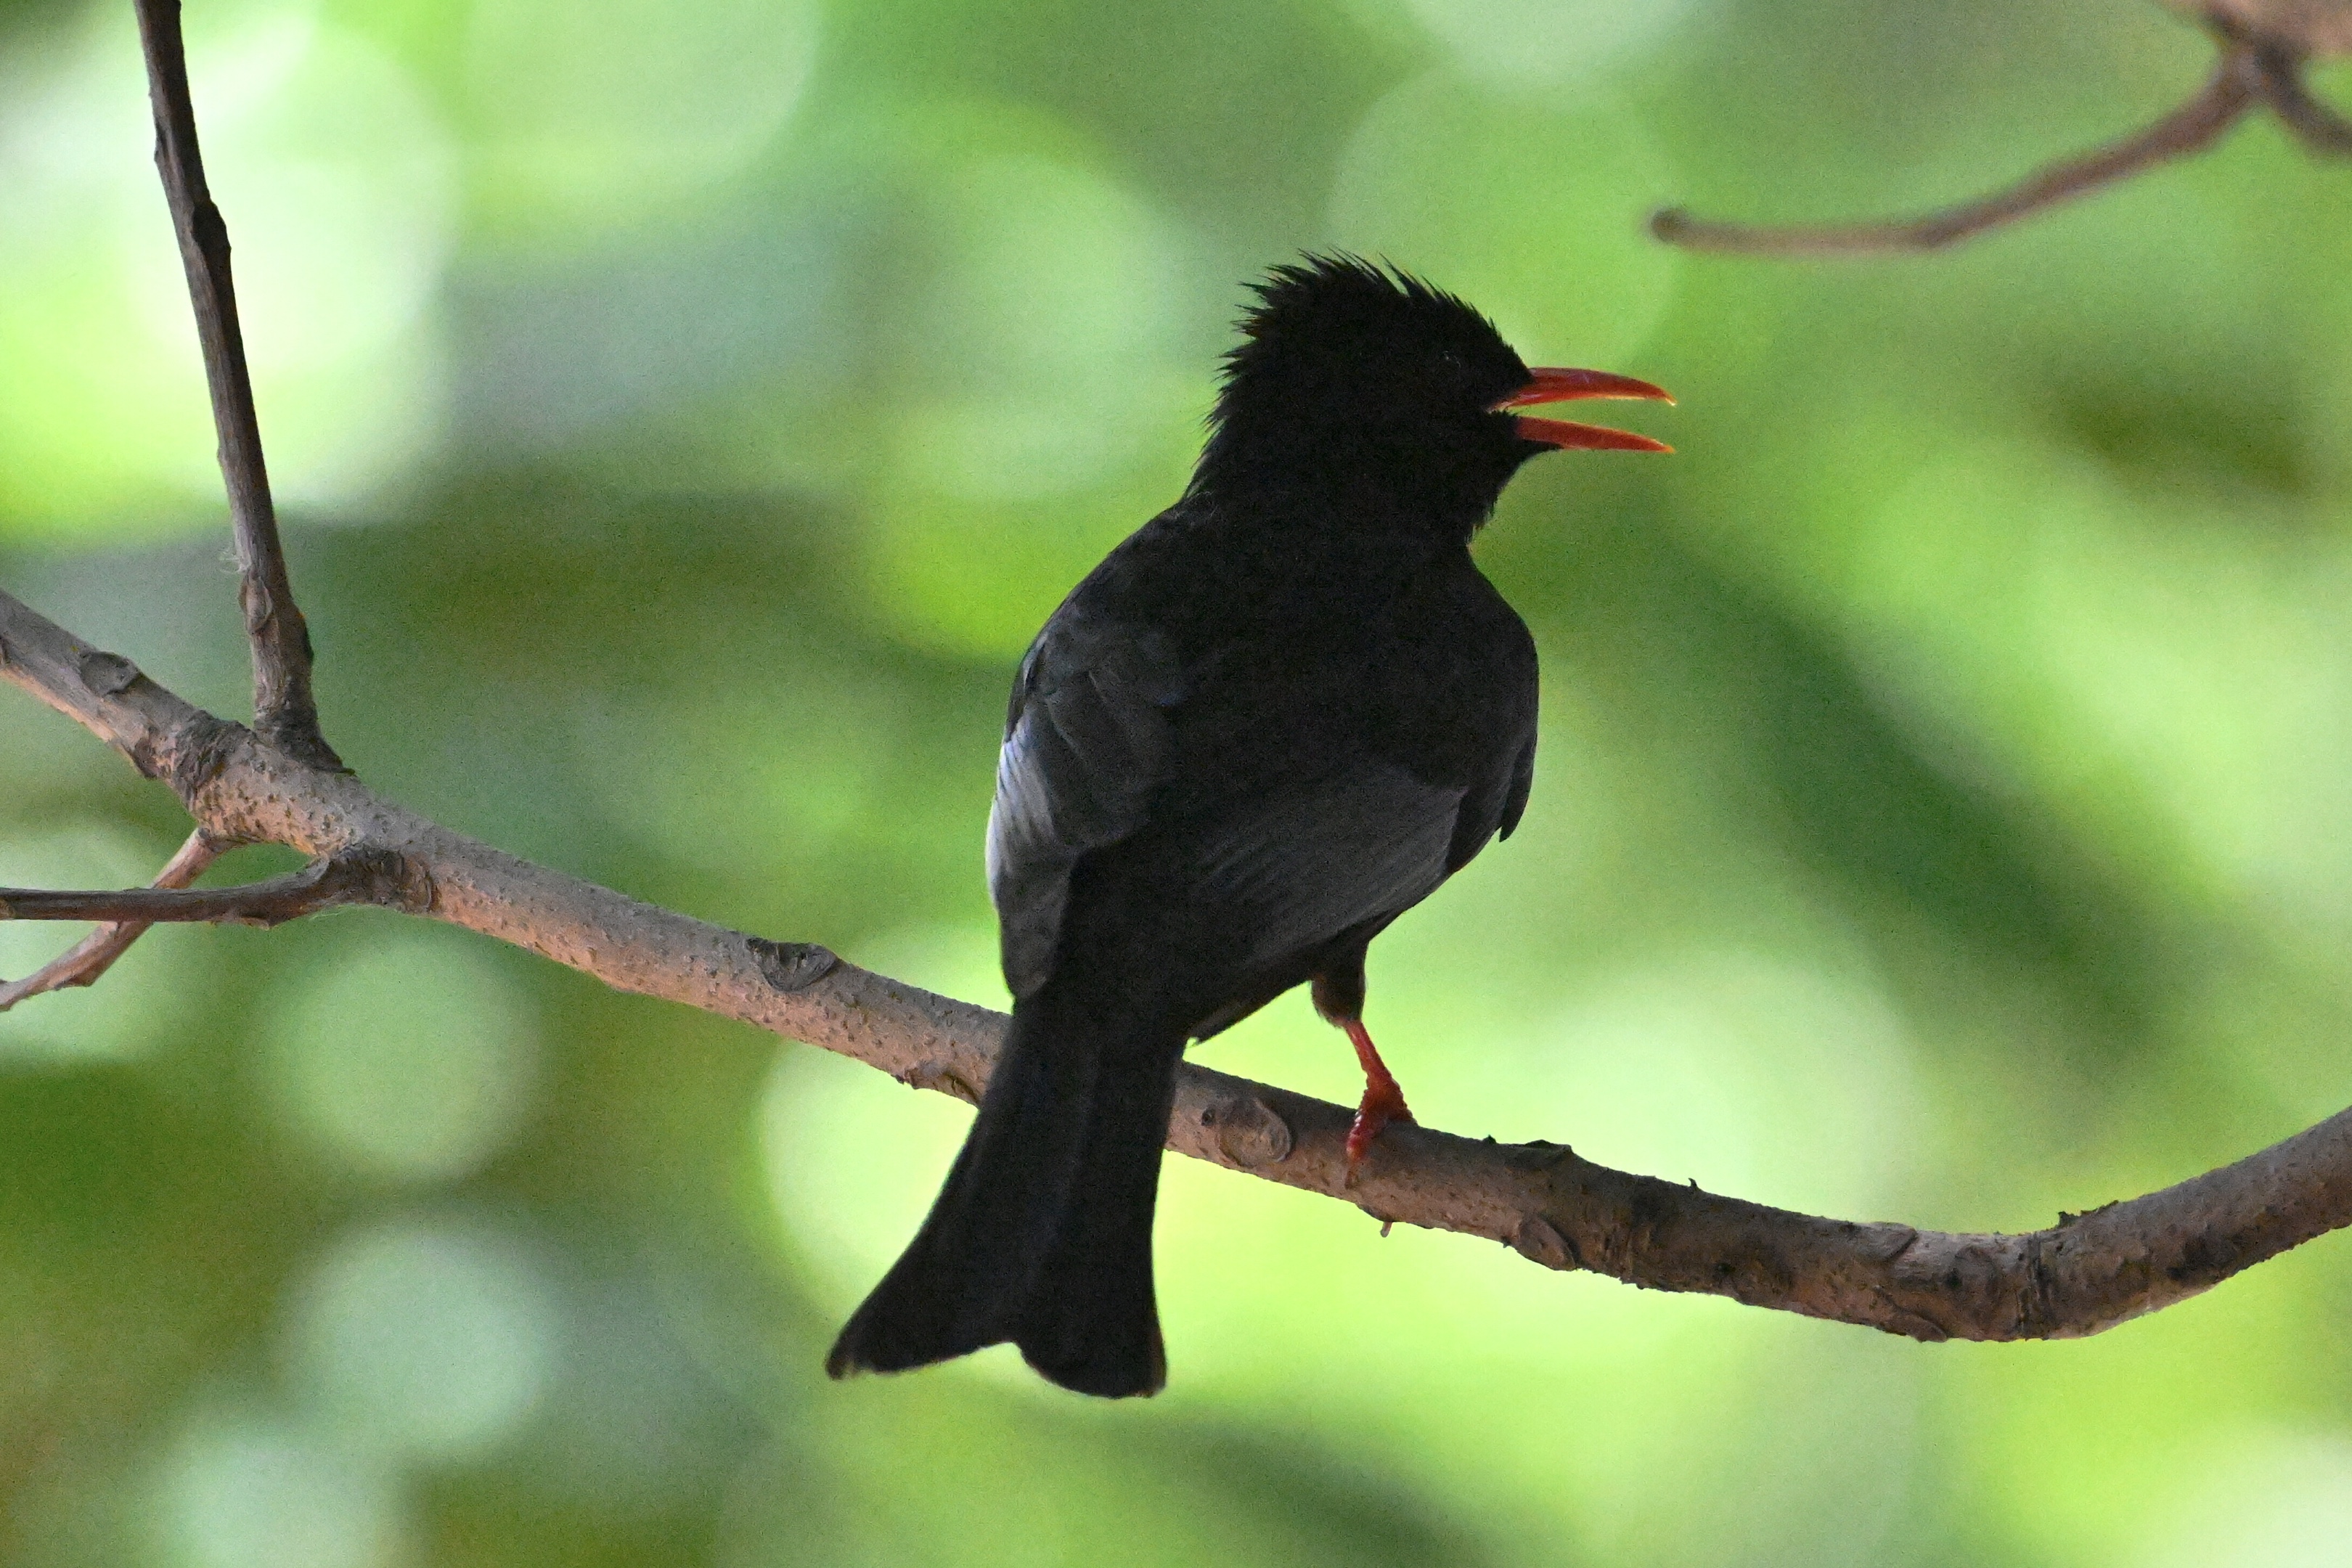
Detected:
left=828, top=254, right=1672, bottom=1397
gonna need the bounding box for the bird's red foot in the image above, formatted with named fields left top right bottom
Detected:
left=1342, top=1019, right=1414, bottom=1182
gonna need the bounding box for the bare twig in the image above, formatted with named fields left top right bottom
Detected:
left=0, top=828, right=221, bottom=1010
left=0, top=850, right=409, bottom=927
left=2170, top=0, right=2352, bottom=58
left=2253, top=41, right=2352, bottom=150
left=1651, top=37, right=2266, bottom=255
left=131, top=0, right=339, bottom=771
left=6, top=584, right=2350, bottom=1343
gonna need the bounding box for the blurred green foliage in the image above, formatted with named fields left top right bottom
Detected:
left=5, top=0, right=2352, bottom=1562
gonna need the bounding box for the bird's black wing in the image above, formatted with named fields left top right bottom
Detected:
left=1181, top=764, right=1467, bottom=978
left=987, top=613, right=1186, bottom=997
left=1498, top=736, right=1535, bottom=841
left=1447, top=731, right=1534, bottom=872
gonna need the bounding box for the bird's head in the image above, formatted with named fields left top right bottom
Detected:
left=1197, top=254, right=1670, bottom=534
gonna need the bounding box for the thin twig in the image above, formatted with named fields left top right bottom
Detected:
left=0, top=851, right=403, bottom=928
left=1651, top=36, right=2266, bottom=255
left=2254, top=42, right=2352, bottom=151
left=5, top=584, right=2351, bottom=1343
left=2174, top=0, right=2352, bottom=60
left=131, top=0, right=340, bottom=771
left=0, top=829, right=222, bottom=1010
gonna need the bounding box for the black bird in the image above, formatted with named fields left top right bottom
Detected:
left=827, top=255, right=1671, bottom=1398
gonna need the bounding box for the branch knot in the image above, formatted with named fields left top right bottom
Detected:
left=747, top=936, right=838, bottom=993
left=1199, top=1095, right=1293, bottom=1167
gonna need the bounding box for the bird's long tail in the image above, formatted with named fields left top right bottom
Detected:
left=824, top=982, right=1184, bottom=1397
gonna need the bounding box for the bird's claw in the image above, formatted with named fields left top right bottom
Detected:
left=1342, top=1078, right=1414, bottom=1185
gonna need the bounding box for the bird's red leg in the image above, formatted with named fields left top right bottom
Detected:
left=1310, top=969, right=1414, bottom=1181
left=1341, top=1018, right=1413, bottom=1179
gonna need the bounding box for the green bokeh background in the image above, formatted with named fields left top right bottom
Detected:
left=5, top=0, right=2352, bottom=1561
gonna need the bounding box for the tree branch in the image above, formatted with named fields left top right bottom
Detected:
left=1651, top=36, right=2266, bottom=255
left=131, top=0, right=339, bottom=771
left=2254, top=39, right=2352, bottom=150
left=0, top=850, right=406, bottom=927
left=2173, top=0, right=2352, bottom=58
left=7, top=584, right=2349, bottom=1342
left=0, top=828, right=221, bottom=1010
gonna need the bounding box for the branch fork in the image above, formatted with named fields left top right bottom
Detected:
left=1654, top=14, right=2352, bottom=255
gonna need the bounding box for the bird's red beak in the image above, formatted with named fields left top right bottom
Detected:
left=1493, top=367, right=1675, bottom=453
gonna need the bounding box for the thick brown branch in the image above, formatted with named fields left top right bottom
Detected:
left=0, top=829, right=221, bottom=1010
left=1651, top=36, right=2266, bottom=255
left=7, top=584, right=2349, bottom=1341
left=131, top=0, right=338, bottom=771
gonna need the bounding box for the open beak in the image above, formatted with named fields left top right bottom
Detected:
left=1493, top=367, right=1675, bottom=453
